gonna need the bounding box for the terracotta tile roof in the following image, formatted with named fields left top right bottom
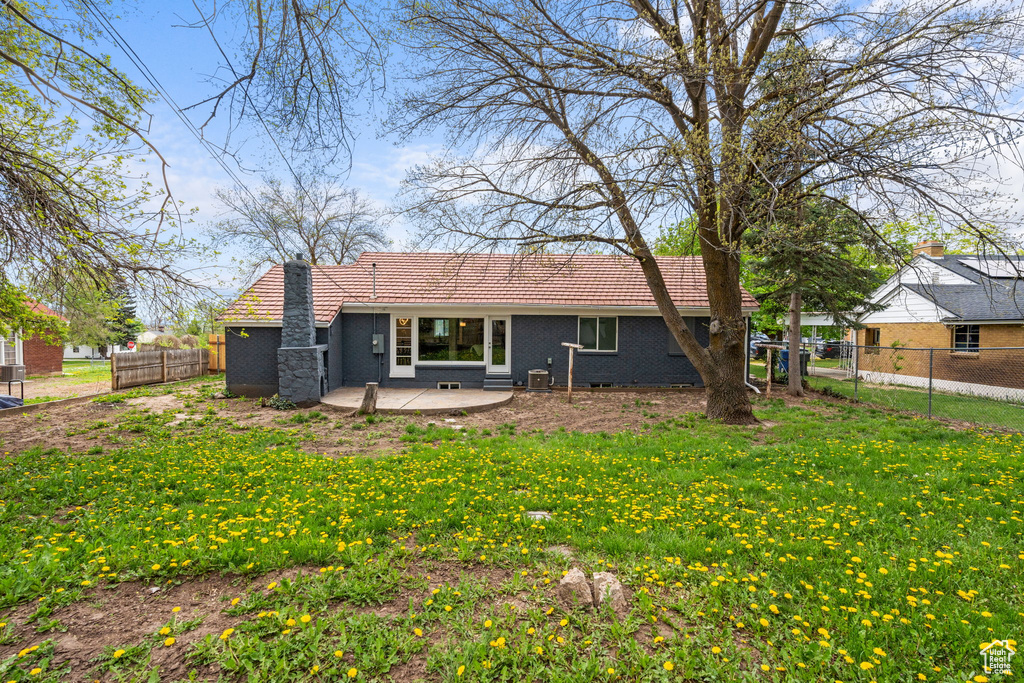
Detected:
left=27, top=300, right=67, bottom=321
left=222, top=252, right=759, bottom=323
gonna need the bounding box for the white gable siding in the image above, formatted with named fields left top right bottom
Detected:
left=865, top=256, right=973, bottom=311
left=897, top=258, right=973, bottom=286
left=859, top=287, right=952, bottom=324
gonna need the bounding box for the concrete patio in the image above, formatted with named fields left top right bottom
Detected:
left=321, top=387, right=513, bottom=414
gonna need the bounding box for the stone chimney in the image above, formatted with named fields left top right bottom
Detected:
left=277, top=255, right=327, bottom=406
left=281, top=257, right=317, bottom=348
left=913, top=240, right=944, bottom=258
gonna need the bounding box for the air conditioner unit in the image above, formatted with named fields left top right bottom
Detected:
left=0, top=365, right=25, bottom=382
left=527, top=369, right=550, bottom=392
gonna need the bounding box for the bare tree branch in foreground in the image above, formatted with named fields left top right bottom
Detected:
left=390, top=0, right=1024, bottom=423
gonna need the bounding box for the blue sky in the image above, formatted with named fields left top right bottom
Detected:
left=84, top=0, right=1024, bottom=302
left=100, top=1, right=436, bottom=291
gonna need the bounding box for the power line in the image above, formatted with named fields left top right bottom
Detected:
left=79, top=0, right=257, bottom=200
left=80, top=0, right=383, bottom=309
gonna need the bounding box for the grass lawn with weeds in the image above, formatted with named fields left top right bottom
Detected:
left=806, top=374, right=1024, bottom=433
left=0, top=394, right=1020, bottom=682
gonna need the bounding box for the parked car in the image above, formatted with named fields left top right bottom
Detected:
left=816, top=340, right=846, bottom=359
left=749, top=333, right=770, bottom=359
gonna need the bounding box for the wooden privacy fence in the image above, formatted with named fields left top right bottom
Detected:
left=111, top=349, right=209, bottom=390
left=208, top=334, right=226, bottom=372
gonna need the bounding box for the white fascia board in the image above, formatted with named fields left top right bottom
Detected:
left=341, top=303, right=756, bottom=317
left=221, top=319, right=332, bottom=328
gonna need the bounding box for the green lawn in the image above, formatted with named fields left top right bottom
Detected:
left=58, top=360, right=111, bottom=383
left=26, top=360, right=111, bottom=385
left=751, top=360, right=1024, bottom=432
left=806, top=374, right=1024, bottom=433
left=0, top=395, right=1020, bottom=681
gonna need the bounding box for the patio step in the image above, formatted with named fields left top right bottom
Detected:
left=483, top=377, right=514, bottom=391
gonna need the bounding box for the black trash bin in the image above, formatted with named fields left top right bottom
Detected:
left=778, top=349, right=810, bottom=376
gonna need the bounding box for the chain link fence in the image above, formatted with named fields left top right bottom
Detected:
left=789, top=343, right=1024, bottom=431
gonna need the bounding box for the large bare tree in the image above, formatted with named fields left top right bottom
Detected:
left=214, top=173, right=390, bottom=283
left=0, top=0, right=197, bottom=310
left=388, top=0, right=1024, bottom=423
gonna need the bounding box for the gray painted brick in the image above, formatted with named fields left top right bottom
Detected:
left=225, top=326, right=281, bottom=397
left=340, top=312, right=707, bottom=389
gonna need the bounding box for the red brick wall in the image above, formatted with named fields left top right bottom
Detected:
left=22, top=332, right=63, bottom=375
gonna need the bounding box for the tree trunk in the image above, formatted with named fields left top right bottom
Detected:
left=704, top=344, right=755, bottom=422
left=359, top=382, right=378, bottom=415
left=788, top=290, right=804, bottom=397
left=696, top=233, right=757, bottom=425
left=630, top=242, right=755, bottom=425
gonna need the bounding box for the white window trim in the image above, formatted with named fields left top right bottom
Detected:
left=414, top=316, right=487, bottom=366
left=578, top=316, right=618, bottom=353
left=486, top=316, right=511, bottom=375
left=1, top=330, right=23, bottom=366
left=390, top=315, right=415, bottom=378
left=391, top=314, right=514, bottom=376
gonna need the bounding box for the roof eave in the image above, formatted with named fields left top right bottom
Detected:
left=939, top=317, right=1024, bottom=324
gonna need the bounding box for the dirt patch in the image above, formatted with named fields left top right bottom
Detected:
left=208, top=388, right=719, bottom=458
left=0, top=574, right=243, bottom=681
left=0, top=381, right=845, bottom=460
left=18, top=372, right=111, bottom=402
left=126, top=394, right=184, bottom=412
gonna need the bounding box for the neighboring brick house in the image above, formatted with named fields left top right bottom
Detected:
left=219, top=252, right=759, bottom=398
left=1, top=301, right=67, bottom=376
left=854, top=240, right=1024, bottom=391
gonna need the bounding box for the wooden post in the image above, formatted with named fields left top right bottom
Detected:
left=161, top=351, right=168, bottom=384
left=560, top=342, right=584, bottom=404
left=360, top=382, right=379, bottom=414
left=110, top=352, right=117, bottom=391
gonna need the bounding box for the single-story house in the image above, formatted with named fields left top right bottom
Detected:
left=64, top=344, right=126, bottom=359
left=219, top=252, right=759, bottom=400
left=2, top=301, right=67, bottom=376
left=854, top=240, right=1024, bottom=394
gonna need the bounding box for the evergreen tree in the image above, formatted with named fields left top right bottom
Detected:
left=747, top=198, right=885, bottom=394
left=105, top=286, right=144, bottom=348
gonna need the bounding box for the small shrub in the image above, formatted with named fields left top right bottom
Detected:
left=266, top=395, right=296, bottom=411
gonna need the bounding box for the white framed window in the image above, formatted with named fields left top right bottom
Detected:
left=418, top=317, right=485, bottom=363
left=1, top=331, right=21, bottom=366
left=437, top=381, right=461, bottom=390
left=391, top=313, right=508, bottom=378
left=578, top=316, right=617, bottom=352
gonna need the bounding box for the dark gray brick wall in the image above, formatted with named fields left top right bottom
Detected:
left=324, top=315, right=344, bottom=391
left=341, top=313, right=388, bottom=386
left=225, top=326, right=281, bottom=397
left=509, top=315, right=707, bottom=387
left=337, top=313, right=708, bottom=388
